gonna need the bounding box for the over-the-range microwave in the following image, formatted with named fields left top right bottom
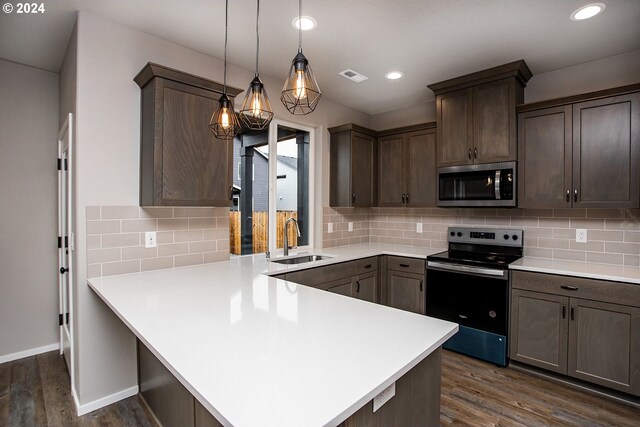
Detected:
left=437, top=161, right=516, bottom=207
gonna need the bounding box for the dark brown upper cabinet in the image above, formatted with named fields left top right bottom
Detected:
left=518, top=85, right=640, bottom=209
left=328, top=124, right=377, bottom=207
left=134, top=63, right=242, bottom=206
left=377, top=123, right=437, bottom=207
left=428, top=60, right=532, bottom=167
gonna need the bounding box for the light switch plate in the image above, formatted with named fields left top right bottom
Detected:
left=328, top=223, right=334, bottom=233
left=576, top=229, right=587, bottom=243
left=145, top=231, right=157, bottom=248
left=348, top=222, right=353, bottom=232
left=373, top=382, right=395, bottom=412
left=416, top=223, right=423, bottom=233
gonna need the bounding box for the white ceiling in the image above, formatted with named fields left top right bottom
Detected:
left=1, top=0, right=639, bottom=114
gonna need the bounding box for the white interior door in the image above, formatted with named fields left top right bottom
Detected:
left=57, top=113, right=73, bottom=375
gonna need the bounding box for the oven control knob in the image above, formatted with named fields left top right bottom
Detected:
left=512, top=234, right=519, bottom=241
left=503, top=234, right=509, bottom=240
left=450, top=231, right=455, bottom=237
left=457, top=232, right=462, bottom=237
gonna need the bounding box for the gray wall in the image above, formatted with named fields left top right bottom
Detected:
left=0, top=58, right=59, bottom=360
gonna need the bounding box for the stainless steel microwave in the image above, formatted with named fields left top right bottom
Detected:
left=437, top=161, right=516, bottom=207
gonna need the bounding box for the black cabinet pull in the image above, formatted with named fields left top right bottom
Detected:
left=352, top=193, right=356, bottom=204
left=566, top=189, right=570, bottom=202
left=402, top=193, right=406, bottom=204
left=405, top=193, right=409, bottom=204
left=562, top=304, right=566, bottom=319
left=574, top=189, right=578, bottom=203
left=570, top=305, right=575, bottom=321
left=228, top=186, right=233, bottom=201
left=468, top=148, right=472, bottom=159
left=400, top=263, right=410, bottom=268
left=419, top=280, right=423, bottom=292
left=364, top=264, right=372, bottom=269
left=561, top=285, right=579, bottom=291
left=60, top=267, right=69, bottom=275
left=356, top=280, right=360, bottom=293
left=474, top=147, right=478, bottom=159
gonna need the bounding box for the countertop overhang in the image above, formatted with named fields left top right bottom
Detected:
left=88, top=243, right=457, bottom=427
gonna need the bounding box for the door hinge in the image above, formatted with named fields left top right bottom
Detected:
left=57, top=158, right=62, bottom=170
left=64, top=158, right=68, bottom=171
left=59, top=313, right=64, bottom=326
left=66, top=312, right=70, bottom=325
left=64, top=236, right=68, bottom=248
left=58, top=236, right=62, bottom=249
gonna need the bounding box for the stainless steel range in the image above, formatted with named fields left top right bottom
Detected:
left=426, top=227, right=524, bottom=366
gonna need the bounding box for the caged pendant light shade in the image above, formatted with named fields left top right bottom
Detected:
left=209, top=0, right=240, bottom=140
left=281, top=0, right=321, bottom=115
left=239, top=0, right=274, bottom=130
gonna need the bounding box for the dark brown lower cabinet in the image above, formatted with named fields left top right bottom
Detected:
left=510, top=271, right=640, bottom=397
left=325, top=278, right=354, bottom=297
left=386, top=270, right=425, bottom=315
left=354, top=271, right=378, bottom=303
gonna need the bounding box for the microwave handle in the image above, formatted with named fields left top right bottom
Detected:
left=494, top=170, right=501, bottom=200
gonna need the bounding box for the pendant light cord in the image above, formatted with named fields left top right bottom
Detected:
left=255, top=0, right=260, bottom=75
left=298, top=0, right=302, bottom=52
left=223, top=0, right=229, bottom=93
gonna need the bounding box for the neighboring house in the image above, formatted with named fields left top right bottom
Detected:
left=232, top=139, right=297, bottom=212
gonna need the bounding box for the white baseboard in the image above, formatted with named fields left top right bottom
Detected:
left=0, top=343, right=59, bottom=364
left=74, top=385, right=139, bottom=416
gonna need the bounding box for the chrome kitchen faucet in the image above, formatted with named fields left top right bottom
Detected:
left=283, top=217, right=301, bottom=256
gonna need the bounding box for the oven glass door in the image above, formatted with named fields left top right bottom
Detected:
left=426, top=268, right=508, bottom=335
left=439, top=169, right=498, bottom=201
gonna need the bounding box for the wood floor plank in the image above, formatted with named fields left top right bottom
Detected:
left=37, top=351, right=78, bottom=427
left=8, top=356, right=48, bottom=427
left=0, top=360, right=10, bottom=427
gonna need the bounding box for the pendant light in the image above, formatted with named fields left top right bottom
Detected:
left=281, top=0, right=321, bottom=115
left=239, top=0, right=274, bottom=130
left=209, top=0, right=240, bottom=140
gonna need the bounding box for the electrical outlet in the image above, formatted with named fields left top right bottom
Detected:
left=328, top=223, right=334, bottom=233
left=348, top=222, right=354, bottom=232
left=145, top=231, right=157, bottom=248
left=576, top=229, right=587, bottom=243
left=373, top=382, right=395, bottom=412
left=416, top=223, right=423, bottom=233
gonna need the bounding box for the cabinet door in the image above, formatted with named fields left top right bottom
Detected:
left=377, top=134, right=405, bottom=207
left=157, top=79, right=232, bottom=206
left=517, top=106, right=572, bottom=208
left=572, top=93, right=640, bottom=208
left=324, top=278, right=353, bottom=297
left=436, top=88, right=473, bottom=166
left=351, top=132, right=375, bottom=207
left=329, top=130, right=353, bottom=207
left=568, top=298, right=640, bottom=396
left=354, top=272, right=378, bottom=303
left=405, top=130, right=436, bottom=207
left=386, top=270, right=425, bottom=315
left=473, top=79, right=516, bottom=163
left=510, top=289, right=569, bottom=374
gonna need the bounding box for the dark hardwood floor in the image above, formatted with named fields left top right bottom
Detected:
left=2, top=349, right=639, bottom=426
left=0, top=351, right=157, bottom=427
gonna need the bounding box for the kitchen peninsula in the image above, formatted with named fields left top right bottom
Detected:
left=89, top=244, right=458, bottom=427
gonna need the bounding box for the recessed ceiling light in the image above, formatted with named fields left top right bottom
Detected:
left=570, top=3, right=606, bottom=21
left=385, top=71, right=404, bottom=80
left=292, top=16, right=317, bottom=31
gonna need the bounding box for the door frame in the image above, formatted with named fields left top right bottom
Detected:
left=57, top=112, right=74, bottom=386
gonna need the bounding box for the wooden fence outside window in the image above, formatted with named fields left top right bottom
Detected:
left=229, top=211, right=298, bottom=255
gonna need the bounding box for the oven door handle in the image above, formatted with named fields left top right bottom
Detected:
left=427, top=261, right=507, bottom=279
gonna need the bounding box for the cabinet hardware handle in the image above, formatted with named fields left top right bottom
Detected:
left=570, top=305, right=575, bottom=321
left=364, top=264, right=372, bottom=269
left=420, top=279, right=423, bottom=292
left=60, top=267, right=69, bottom=275
left=400, top=263, right=410, bottom=268
left=562, top=304, right=566, bottom=319
left=402, top=193, right=406, bottom=204
left=574, top=189, right=578, bottom=203
left=228, top=186, right=233, bottom=201
left=566, top=189, right=570, bottom=203
left=561, top=285, right=579, bottom=291
left=352, top=193, right=356, bottom=204
left=474, top=147, right=478, bottom=159
left=356, top=280, right=360, bottom=293
left=406, top=193, right=410, bottom=204
left=468, top=148, right=472, bottom=160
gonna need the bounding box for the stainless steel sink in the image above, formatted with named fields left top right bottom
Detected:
left=270, top=255, right=333, bottom=265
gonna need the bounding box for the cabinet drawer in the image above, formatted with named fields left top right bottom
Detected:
left=352, top=257, right=378, bottom=275
left=285, top=257, right=378, bottom=288
left=387, top=256, right=425, bottom=275
left=511, top=270, right=640, bottom=308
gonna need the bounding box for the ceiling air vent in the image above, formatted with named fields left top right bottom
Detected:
left=339, top=69, right=368, bottom=83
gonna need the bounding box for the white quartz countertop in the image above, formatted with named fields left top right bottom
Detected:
left=510, top=257, right=640, bottom=285
left=88, top=243, right=457, bottom=427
